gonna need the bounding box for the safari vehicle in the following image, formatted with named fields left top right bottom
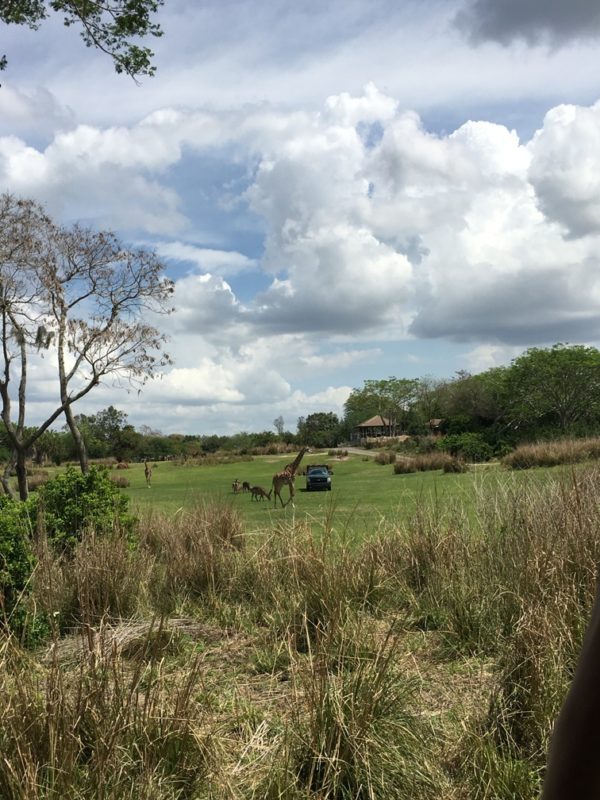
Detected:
left=306, top=465, right=332, bottom=491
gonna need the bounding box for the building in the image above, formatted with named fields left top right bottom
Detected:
left=351, top=415, right=392, bottom=441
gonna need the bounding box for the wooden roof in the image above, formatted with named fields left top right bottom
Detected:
left=356, top=415, right=391, bottom=428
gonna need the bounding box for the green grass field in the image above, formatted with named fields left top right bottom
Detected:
left=122, top=452, right=543, bottom=534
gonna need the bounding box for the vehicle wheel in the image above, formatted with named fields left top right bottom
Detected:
left=327, top=486, right=332, bottom=491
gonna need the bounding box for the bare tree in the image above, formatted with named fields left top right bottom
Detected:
left=0, top=194, right=174, bottom=498
left=42, top=224, right=173, bottom=473
left=0, top=195, right=53, bottom=498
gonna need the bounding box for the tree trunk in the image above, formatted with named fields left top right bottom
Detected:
left=15, top=448, right=28, bottom=501
left=64, top=402, right=89, bottom=473
left=1, top=452, right=15, bottom=498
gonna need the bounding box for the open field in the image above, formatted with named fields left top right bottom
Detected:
left=2, top=455, right=597, bottom=798
left=121, top=453, right=549, bottom=533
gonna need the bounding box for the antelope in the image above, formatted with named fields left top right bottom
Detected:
left=250, top=485, right=271, bottom=501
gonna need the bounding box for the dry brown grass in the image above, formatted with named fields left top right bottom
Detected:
left=7, top=467, right=600, bottom=798
left=502, top=437, right=600, bottom=469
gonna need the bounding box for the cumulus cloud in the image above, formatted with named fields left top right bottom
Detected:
left=0, top=131, right=186, bottom=232
left=0, top=86, right=75, bottom=139
left=456, top=0, right=600, bottom=46
left=7, top=84, right=600, bottom=432
left=168, top=272, right=245, bottom=336
left=155, top=242, right=256, bottom=275
left=298, top=348, right=380, bottom=370
left=464, top=344, right=523, bottom=372
left=528, top=103, right=600, bottom=237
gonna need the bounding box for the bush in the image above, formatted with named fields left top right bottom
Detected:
left=38, top=467, right=135, bottom=554
left=0, top=496, right=36, bottom=633
left=375, top=450, right=396, bottom=465
left=439, top=432, right=493, bottom=462
left=110, top=474, right=130, bottom=488
left=393, top=460, right=416, bottom=474
left=393, top=453, right=457, bottom=473
left=414, top=452, right=455, bottom=472
left=502, top=437, right=600, bottom=470
left=443, top=458, right=467, bottom=473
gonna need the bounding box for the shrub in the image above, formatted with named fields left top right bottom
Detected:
left=393, top=453, right=457, bottom=473
left=142, top=502, right=244, bottom=611
left=410, top=435, right=439, bottom=454
left=290, top=623, right=437, bottom=799
left=443, top=458, right=467, bottom=473
left=502, top=437, right=600, bottom=470
left=0, top=496, right=36, bottom=634
left=414, top=452, right=455, bottom=472
left=393, top=460, right=416, bottom=474
left=0, top=637, right=213, bottom=798
left=37, top=467, right=135, bottom=554
left=375, top=450, right=396, bottom=465
left=439, top=432, right=493, bottom=462
left=110, top=474, right=130, bottom=488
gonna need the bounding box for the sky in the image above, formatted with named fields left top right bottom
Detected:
left=2, top=0, right=600, bottom=435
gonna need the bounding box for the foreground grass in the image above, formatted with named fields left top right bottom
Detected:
left=4, top=462, right=599, bottom=797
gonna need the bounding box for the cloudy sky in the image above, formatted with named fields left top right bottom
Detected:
left=3, top=0, right=600, bottom=435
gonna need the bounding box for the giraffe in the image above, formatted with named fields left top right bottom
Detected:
left=144, top=461, right=153, bottom=488
left=271, top=447, right=308, bottom=508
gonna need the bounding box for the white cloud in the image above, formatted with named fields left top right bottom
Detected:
left=155, top=242, right=256, bottom=275
left=463, top=343, right=522, bottom=372
left=298, top=348, right=381, bottom=370
left=0, top=86, right=74, bottom=139
left=7, top=81, right=600, bottom=431
left=528, top=102, right=600, bottom=237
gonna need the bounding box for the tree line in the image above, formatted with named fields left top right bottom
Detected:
left=16, top=341, right=596, bottom=469
left=294, top=343, right=600, bottom=451
left=340, top=343, right=600, bottom=451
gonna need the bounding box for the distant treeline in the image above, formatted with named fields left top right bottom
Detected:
left=7, top=343, right=600, bottom=464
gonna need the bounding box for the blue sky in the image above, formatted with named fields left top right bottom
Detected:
left=3, top=0, right=600, bottom=434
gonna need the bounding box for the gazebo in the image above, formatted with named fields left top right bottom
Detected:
left=352, top=415, right=392, bottom=441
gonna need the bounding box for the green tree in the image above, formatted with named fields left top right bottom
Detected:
left=412, top=376, right=448, bottom=430
left=1, top=0, right=163, bottom=78
left=342, top=387, right=381, bottom=435
left=113, top=425, right=141, bottom=462
left=506, top=343, right=600, bottom=433
left=297, top=412, right=340, bottom=448
left=439, top=368, right=510, bottom=436
left=361, top=377, right=419, bottom=435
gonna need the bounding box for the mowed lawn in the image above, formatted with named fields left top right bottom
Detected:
left=122, top=453, right=534, bottom=534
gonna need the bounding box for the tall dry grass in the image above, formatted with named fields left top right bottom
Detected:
left=0, top=629, right=213, bottom=800
left=502, top=436, right=600, bottom=469
left=7, top=468, right=600, bottom=798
